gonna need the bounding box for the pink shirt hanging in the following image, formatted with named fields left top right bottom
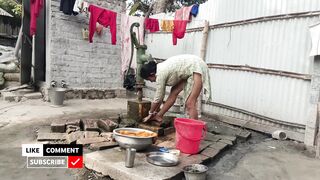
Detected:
left=145, top=18, right=160, bottom=33
left=174, top=6, right=193, bottom=21
left=30, top=0, right=44, bottom=36
left=88, top=5, right=117, bottom=44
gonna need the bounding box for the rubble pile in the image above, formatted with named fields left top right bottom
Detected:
left=37, top=118, right=120, bottom=150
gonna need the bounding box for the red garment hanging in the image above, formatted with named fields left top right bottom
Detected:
left=145, top=18, right=160, bottom=33
left=88, top=4, right=117, bottom=44
left=172, top=20, right=188, bottom=45
left=30, top=0, right=43, bottom=36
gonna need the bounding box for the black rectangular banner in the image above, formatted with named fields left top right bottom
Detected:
left=43, top=144, right=83, bottom=156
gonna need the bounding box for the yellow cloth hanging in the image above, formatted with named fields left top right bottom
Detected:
left=160, top=20, right=174, bottom=32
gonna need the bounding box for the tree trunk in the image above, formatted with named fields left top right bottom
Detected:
left=153, top=0, right=173, bottom=13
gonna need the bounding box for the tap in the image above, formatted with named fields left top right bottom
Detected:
left=50, top=80, right=57, bottom=88
left=61, top=80, right=67, bottom=88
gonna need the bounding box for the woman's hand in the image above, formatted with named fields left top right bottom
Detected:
left=143, top=114, right=154, bottom=123
left=152, top=114, right=163, bottom=122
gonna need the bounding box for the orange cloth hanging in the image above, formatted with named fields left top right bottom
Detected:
left=160, top=20, right=174, bottom=32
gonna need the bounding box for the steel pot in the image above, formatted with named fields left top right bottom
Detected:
left=113, top=128, right=156, bottom=151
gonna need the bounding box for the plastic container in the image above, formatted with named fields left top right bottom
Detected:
left=183, top=164, right=208, bottom=180
left=174, top=118, right=207, bottom=154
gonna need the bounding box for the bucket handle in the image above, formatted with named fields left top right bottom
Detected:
left=176, top=125, right=207, bottom=142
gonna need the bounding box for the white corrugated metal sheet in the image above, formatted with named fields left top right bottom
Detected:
left=144, top=0, right=320, bottom=127
left=206, top=16, right=320, bottom=74
left=192, top=0, right=320, bottom=25
left=210, top=69, right=310, bottom=125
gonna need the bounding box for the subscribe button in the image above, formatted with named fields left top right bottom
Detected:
left=22, top=144, right=83, bottom=168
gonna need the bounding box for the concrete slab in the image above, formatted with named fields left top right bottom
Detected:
left=24, top=92, right=42, bottom=99
left=77, top=137, right=107, bottom=145
left=89, top=141, right=118, bottom=150
left=84, top=148, right=182, bottom=180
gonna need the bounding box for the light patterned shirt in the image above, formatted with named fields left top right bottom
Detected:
left=153, top=54, right=211, bottom=103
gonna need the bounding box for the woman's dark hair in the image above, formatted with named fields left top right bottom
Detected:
left=140, top=61, right=157, bottom=79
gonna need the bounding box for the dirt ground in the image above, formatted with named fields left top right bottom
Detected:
left=0, top=98, right=319, bottom=180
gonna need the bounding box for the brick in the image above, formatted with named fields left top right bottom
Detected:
left=204, top=132, right=221, bottom=142
left=81, top=119, right=100, bottom=132
left=97, top=119, right=118, bottom=132
left=138, top=124, right=164, bottom=136
left=209, top=141, right=228, bottom=151
left=66, top=119, right=81, bottom=126
left=199, top=140, right=214, bottom=153
left=77, top=137, right=108, bottom=145
left=1, top=92, right=17, bottom=102
left=89, top=141, right=118, bottom=150
left=66, top=131, right=84, bottom=144
left=51, top=119, right=66, bottom=133
left=201, top=147, right=220, bottom=158
left=219, top=139, right=233, bottom=146
left=85, top=131, right=100, bottom=138
left=66, top=125, right=80, bottom=134
left=215, top=135, right=237, bottom=142
left=37, top=133, right=67, bottom=141
left=100, top=132, right=113, bottom=140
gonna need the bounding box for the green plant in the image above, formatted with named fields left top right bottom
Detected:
left=0, top=0, right=22, bottom=18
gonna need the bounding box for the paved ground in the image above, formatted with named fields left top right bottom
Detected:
left=207, top=132, right=320, bottom=180
left=0, top=99, right=127, bottom=180
left=0, top=98, right=319, bottom=180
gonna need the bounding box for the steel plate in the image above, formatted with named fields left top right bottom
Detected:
left=146, top=152, right=179, bottom=167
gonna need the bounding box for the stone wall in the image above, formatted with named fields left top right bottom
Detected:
left=46, top=0, right=125, bottom=90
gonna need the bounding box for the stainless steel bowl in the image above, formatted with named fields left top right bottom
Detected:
left=113, top=128, right=156, bottom=151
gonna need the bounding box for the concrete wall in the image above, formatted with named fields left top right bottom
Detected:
left=46, top=0, right=125, bottom=90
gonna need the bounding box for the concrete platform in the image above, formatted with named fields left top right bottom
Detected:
left=84, top=148, right=183, bottom=180
left=84, top=134, right=235, bottom=180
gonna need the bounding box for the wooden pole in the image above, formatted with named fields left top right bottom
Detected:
left=198, top=20, right=209, bottom=118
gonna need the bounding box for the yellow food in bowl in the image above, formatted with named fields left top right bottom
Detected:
left=119, top=130, right=157, bottom=137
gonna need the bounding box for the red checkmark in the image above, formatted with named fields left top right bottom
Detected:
left=68, top=156, right=83, bottom=168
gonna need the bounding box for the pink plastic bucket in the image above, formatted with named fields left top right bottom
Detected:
left=174, top=118, right=207, bottom=154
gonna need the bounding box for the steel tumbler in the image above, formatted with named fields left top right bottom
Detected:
left=125, top=148, right=136, bottom=168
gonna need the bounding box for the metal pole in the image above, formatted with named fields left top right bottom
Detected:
left=14, top=25, right=23, bottom=59
left=31, top=35, right=35, bottom=83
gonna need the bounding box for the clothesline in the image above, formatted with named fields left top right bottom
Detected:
left=74, top=1, right=207, bottom=22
